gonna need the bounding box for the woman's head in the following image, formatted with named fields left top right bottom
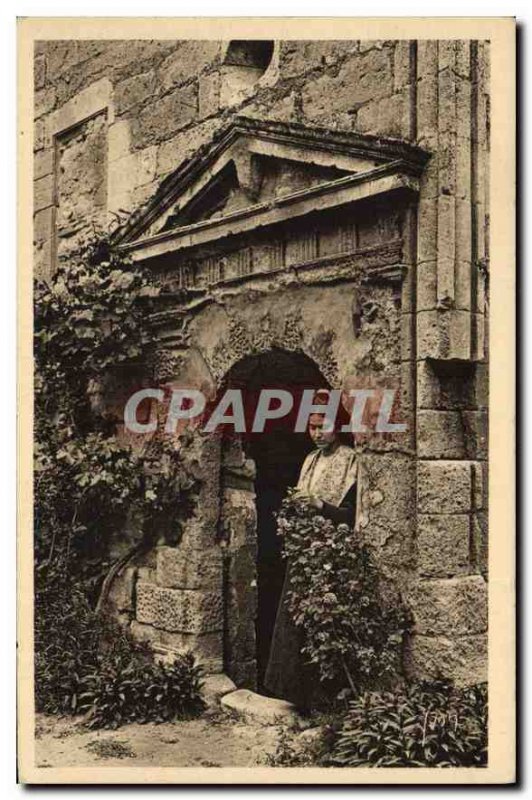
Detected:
left=308, top=412, right=337, bottom=449
left=307, top=389, right=346, bottom=450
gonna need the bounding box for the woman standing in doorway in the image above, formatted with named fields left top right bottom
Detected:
left=264, top=393, right=358, bottom=710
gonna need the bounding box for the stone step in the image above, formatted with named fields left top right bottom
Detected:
left=201, top=673, right=237, bottom=706
left=220, top=688, right=299, bottom=725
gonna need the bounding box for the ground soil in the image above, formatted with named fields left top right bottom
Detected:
left=35, top=708, right=284, bottom=768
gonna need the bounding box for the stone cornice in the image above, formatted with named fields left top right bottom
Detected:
left=119, top=161, right=420, bottom=262
left=113, top=116, right=430, bottom=253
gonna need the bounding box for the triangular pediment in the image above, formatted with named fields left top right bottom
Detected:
left=114, top=117, right=429, bottom=257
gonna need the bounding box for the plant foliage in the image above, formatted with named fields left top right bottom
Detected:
left=326, top=681, right=488, bottom=767
left=276, top=490, right=411, bottom=696
left=34, top=228, right=203, bottom=725
left=35, top=562, right=204, bottom=728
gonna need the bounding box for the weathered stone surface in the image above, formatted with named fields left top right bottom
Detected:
left=201, top=673, right=237, bottom=706
left=155, top=118, right=224, bottom=178
left=114, top=69, right=158, bottom=116
left=462, top=410, right=488, bottom=459
left=279, top=40, right=358, bottom=78
left=34, top=148, right=54, bottom=181
left=159, top=42, right=221, bottom=91
left=417, top=410, right=465, bottom=459
left=34, top=119, right=45, bottom=152
left=136, top=581, right=223, bottom=633
left=130, top=621, right=223, bottom=672
left=417, top=309, right=472, bottom=361
left=34, top=39, right=490, bottom=690
left=220, top=488, right=257, bottom=549
left=405, top=632, right=487, bottom=686
left=131, top=83, right=198, bottom=148
left=417, top=514, right=470, bottom=577
left=221, top=689, right=298, bottom=725
left=471, top=511, right=488, bottom=578
left=33, top=173, right=53, bottom=212
left=417, top=460, right=472, bottom=514
left=223, top=544, right=257, bottom=680
left=105, top=566, right=137, bottom=615
left=302, top=49, right=394, bottom=124
left=407, top=575, right=487, bottom=636
left=156, top=545, right=222, bottom=590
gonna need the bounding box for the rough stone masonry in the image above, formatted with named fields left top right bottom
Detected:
left=34, top=39, right=489, bottom=690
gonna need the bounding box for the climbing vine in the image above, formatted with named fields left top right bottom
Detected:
left=34, top=227, right=198, bottom=589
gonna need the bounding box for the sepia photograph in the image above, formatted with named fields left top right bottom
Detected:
left=17, top=17, right=515, bottom=784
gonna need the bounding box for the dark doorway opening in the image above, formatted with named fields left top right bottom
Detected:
left=223, top=348, right=329, bottom=693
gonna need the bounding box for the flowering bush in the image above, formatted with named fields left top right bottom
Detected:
left=276, top=490, right=411, bottom=697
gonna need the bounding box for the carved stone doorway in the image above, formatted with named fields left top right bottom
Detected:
left=220, top=348, right=329, bottom=693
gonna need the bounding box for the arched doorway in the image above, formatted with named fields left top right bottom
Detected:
left=220, top=348, right=329, bottom=693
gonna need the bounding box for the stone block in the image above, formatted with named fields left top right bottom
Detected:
left=472, top=461, right=488, bottom=511
left=407, top=575, right=487, bottom=636
left=130, top=620, right=223, bottom=672
left=221, top=689, right=298, bottom=725
left=358, top=454, right=415, bottom=524
left=404, top=632, right=487, bottom=686
left=220, top=488, right=257, bottom=549
left=33, top=173, right=53, bottom=213
left=417, top=410, right=465, bottom=459
left=33, top=237, right=52, bottom=281
left=462, top=410, right=488, bottom=459
left=105, top=566, right=137, bottom=614
left=114, top=69, right=157, bottom=116
left=198, top=71, right=221, bottom=118
left=417, top=309, right=472, bottom=361
left=416, top=260, right=438, bottom=312
left=471, top=511, right=488, bottom=578
left=136, top=580, right=223, bottom=633
left=155, top=118, right=224, bottom=178
left=156, top=545, right=222, bottom=590
left=47, top=77, right=112, bottom=141
left=131, top=83, right=198, bottom=149
left=302, top=48, right=393, bottom=122
left=34, top=148, right=54, bottom=181
left=417, top=514, right=470, bottom=577
left=33, top=206, right=53, bottom=247
left=417, top=460, right=472, bottom=514
left=201, top=673, right=237, bottom=706
left=136, top=145, right=158, bottom=187
left=34, top=119, right=45, bottom=152
left=108, top=120, right=131, bottom=162
left=280, top=41, right=358, bottom=78
left=34, top=54, right=47, bottom=90
left=34, top=86, right=56, bottom=119
left=356, top=89, right=412, bottom=139
left=159, top=42, right=221, bottom=92
left=226, top=659, right=257, bottom=691
left=393, top=40, right=413, bottom=91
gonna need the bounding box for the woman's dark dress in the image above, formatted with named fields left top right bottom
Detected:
left=264, top=482, right=357, bottom=709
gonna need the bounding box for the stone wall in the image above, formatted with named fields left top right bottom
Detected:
left=34, top=38, right=490, bottom=688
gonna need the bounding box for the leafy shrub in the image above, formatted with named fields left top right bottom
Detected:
left=265, top=682, right=487, bottom=768
left=326, top=681, right=488, bottom=767
left=35, top=562, right=205, bottom=729
left=276, top=491, right=411, bottom=696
